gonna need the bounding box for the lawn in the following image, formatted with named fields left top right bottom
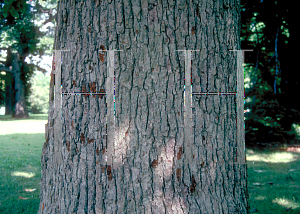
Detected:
left=246, top=146, right=300, bottom=213
left=0, top=114, right=300, bottom=213
left=0, top=114, right=47, bottom=214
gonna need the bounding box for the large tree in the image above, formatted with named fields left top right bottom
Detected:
left=39, top=0, right=249, bottom=213
left=0, top=0, right=57, bottom=118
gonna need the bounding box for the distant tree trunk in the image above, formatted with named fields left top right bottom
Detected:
left=5, top=82, right=13, bottom=115
left=273, top=26, right=279, bottom=94
left=11, top=53, right=29, bottom=118
left=0, top=48, right=28, bottom=117
left=39, top=0, right=249, bottom=213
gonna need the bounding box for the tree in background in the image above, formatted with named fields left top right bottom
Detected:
left=0, top=70, right=12, bottom=114
left=0, top=0, right=57, bottom=117
left=241, top=0, right=300, bottom=146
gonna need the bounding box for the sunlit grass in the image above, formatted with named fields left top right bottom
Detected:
left=247, top=152, right=298, bottom=163
left=1, top=114, right=300, bottom=213
left=0, top=114, right=47, bottom=214
left=247, top=147, right=300, bottom=213
left=0, top=114, right=47, bottom=135
left=273, top=198, right=300, bottom=209
left=11, top=171, right=35, bottom=178
left=255, top=195, right=266, bottom=200
left=24, top=188, right=37, bottom=192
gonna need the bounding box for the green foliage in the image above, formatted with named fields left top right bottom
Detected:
left=28, top=72, right=50, bottom=114
left=0, top=0, right=57, bottom=116
left=241, top=0, right=300, bottom=146
left=37, top=36, right=54, bottom=56
left=245, top=98, right=289, bottom=145
left=2, top=0, right=28, bottom=19
left=1, top=0, right=39, bottom=113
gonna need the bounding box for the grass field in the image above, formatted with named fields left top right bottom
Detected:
left=246, top=146, right=300, bottom=213
left=0, top=114, right=47, bottom=214
left=1, top=114, right=300, bottom=213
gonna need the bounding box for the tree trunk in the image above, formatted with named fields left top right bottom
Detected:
left=2, top=72, right=13, bottom=115
left=0, top=48, right=29, bottom=117
left=13, top=63, right=29, bottom=118
left=39, top=0, right=249, bottom=213
left=9, top=53, right=29, bottom=118
left=5, top=82, right=13, bottom=115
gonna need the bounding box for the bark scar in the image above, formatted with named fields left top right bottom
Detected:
left=151, top=159, right=158, bottom=168
left=50, top=72, right=54, bottom=86
left=90, top=82, right=96, bottom=92
left=90, top=82, right=97, bottom=97
left=192, top=26, right=196, bottom=35
left=177, top=147, right=183, bottom=160
left=99, top=88, right=105, bottom=99
left=190, top=175, right=196, bottom=193
left=80, top=133, right=85, bottom=143
left=107, top=165, right=112, bottom=181
left=66, top=141, right=70, bottom=151
left=99, top=53, right=105, bottom=63
left=176, top=168, right=181, bottom=181
left=82, top=85, right=89, bottom=97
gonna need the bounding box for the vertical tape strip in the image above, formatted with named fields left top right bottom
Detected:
left=54, top=50, right=62, bottom=163
left=184, top=50, right=193, bottom=165
left=237, top=50, right=245, bottom=164
left=106, top=50, right=115, bottom=167
left=54, top=50, right=62, bottom=118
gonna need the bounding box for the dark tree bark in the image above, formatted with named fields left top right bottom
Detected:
left=0, top=48, right=29, bottom=118
left=39, top=0, right=249, bottom=213
left=5, top=80, right=13, bottom=115
left=11, top=53, right=29, bottom=118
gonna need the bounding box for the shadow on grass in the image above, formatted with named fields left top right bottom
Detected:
left=246, top=146, right=300, bottom=213
left=1, top=126, right=300, bottom=213
left=0, top=133, right=44, bottom=214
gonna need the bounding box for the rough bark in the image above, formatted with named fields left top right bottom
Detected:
left=39, top=0, right=249, bottom=213
left=0, top=48, right=29, bottom=117
left=11, top=53, right=29, bottom=118
left=5, top=81, right=13, bottom=115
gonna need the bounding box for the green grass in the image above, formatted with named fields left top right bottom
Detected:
left=0, top=114, right=300, bottom=213
left=0, top=114, right=47, bottom=214
left=246, top=147, right=300, bottom=213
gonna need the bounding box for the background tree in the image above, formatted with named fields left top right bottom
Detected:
left=0, top=0, right=57, bottom=117
left=241, top=0, right=300, bottom=146
left=39, top=0, right=249, bottom=213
